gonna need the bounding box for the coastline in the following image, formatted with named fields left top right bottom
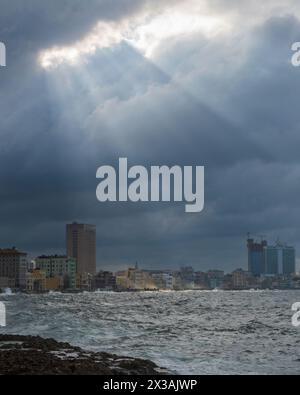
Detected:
left=0, top=335, right=169, bottom=375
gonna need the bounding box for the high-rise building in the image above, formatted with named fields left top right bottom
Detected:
left=248, top=236, right=296, bottom=277
left=264, top=242, right=296, bottom=276
left=0, top=247, right=27, bottom=290
left=247, top=238, right=267, bottom=276
left=66, top=223, right=96, bottom=275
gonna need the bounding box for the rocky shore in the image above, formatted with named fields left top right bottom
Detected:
left=0, top=335, right=168, bottom=375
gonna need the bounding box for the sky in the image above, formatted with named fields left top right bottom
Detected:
left=0, top=0, right=300, bottom=272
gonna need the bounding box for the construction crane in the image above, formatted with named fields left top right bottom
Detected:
left=247, top=232, right=267, bottom=242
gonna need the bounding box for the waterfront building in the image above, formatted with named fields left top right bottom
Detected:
left=207, top=270, right=224, bottom=289
left=147, top=270, right=174, bottom=290
left=223, top=273, right=234, bottom=290
left=128, top=266, right=154, bottom=290
left=179, top=266, right=195, bottom=289
left=35, top=255, right=76, bottom=289
left=66, top=222, right=96, bottom=275
left=93, top=271, right=116, bottom=291
left=162, top=272, right=174, bottom=289
left=45, top=276, right=62, bottom=291
left=115, top=270, right=131, bottom=290
left=194, top=271, right=209, bottom=289
left=0, top=247, right=27, bottom=290
left=232, top=269, right=251, bottom=290
left=76, top=272, right=93, bottom=291
left=0, top=277, right=14, bottom=290
left=26, top=269, right=46, bottom=293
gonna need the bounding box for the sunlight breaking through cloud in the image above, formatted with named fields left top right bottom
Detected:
left=39, top=8, right=229, bottom=69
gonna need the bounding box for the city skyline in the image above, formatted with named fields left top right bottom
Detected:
left=0, top=226, right=299, bottom=275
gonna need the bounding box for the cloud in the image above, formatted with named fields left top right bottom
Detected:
left=0, top=1, right=300, bottom=272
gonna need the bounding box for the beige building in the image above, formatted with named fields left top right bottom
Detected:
left=0, top=248, right=27, bottom=290
left=26, top=269, right=46, bottom=293
left=45, top=276, right=63, bottom=291
left=26, top=269, right=64, bottom=293
left=76, top=272, right=93, bottom=291
left=115, top=270, right=130, bottom=290
left=115, top=267, right=156, bottom=290
left=232, top=269, right=250, bottom=289
left=66, top=223, right=96, bottom=275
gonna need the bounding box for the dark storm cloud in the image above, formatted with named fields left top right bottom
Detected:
left=0, top=0, right=180, bottom=48
left=0, top=1, right=300, bottom=271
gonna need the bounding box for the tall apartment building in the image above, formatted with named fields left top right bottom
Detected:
left=247, top=237, right=267, bottom=276
left=0, top=248, right=27, bottom=290
left=66, top=223, right=96, bottom=275
left=35, top=255, right=76, bottom=289
left=264, top=242, right=295, bottom=276
left=248, top=236, right=296, bottom=276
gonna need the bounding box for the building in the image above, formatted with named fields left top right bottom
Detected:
left=0, top=248, right=27, bottom=290
left=179, top=266, right=195, bottom=289
left=93, top=271, right=116, bottom=291
left=162, top=272, right=174, bottom=289
left=35, top=255, right=76, bottom=289
left=45, top=276, right=62, bottom=291
left=128, top=265, right=155, bottom=290
left=247, top=237, right=268, bottom=276
left=26, top=269, right=46, bottom=293
left=232, top=269, right=251, bottom=290
left=0, top=277, right=14, bottom=290
left=76, top=272, right=93, bottom=291
left=223, top=273, right=233, bottom=290
left=115, top=270, right=131, bottom=290
left=194, top=271, right=209, bottom=289
left=207, top=270, right=224, bottom=289
left=147, top=270, right=174, bottom=290
left=264, top=242, right=296, bottom=276
left=66, top=222, right=96, bottom=275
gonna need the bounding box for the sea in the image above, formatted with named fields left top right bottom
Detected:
left=0, top=290, right=300, bottom=375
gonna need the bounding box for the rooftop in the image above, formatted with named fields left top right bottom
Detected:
left=36, top=255, right=73, bottom=259
left=0, top=247, right=27, bottom=256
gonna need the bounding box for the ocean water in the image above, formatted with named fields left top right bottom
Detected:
left=0, top=290, right=300, bottom=375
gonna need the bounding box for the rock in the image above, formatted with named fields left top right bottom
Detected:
left=0, top=335, right=168, bottom=375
